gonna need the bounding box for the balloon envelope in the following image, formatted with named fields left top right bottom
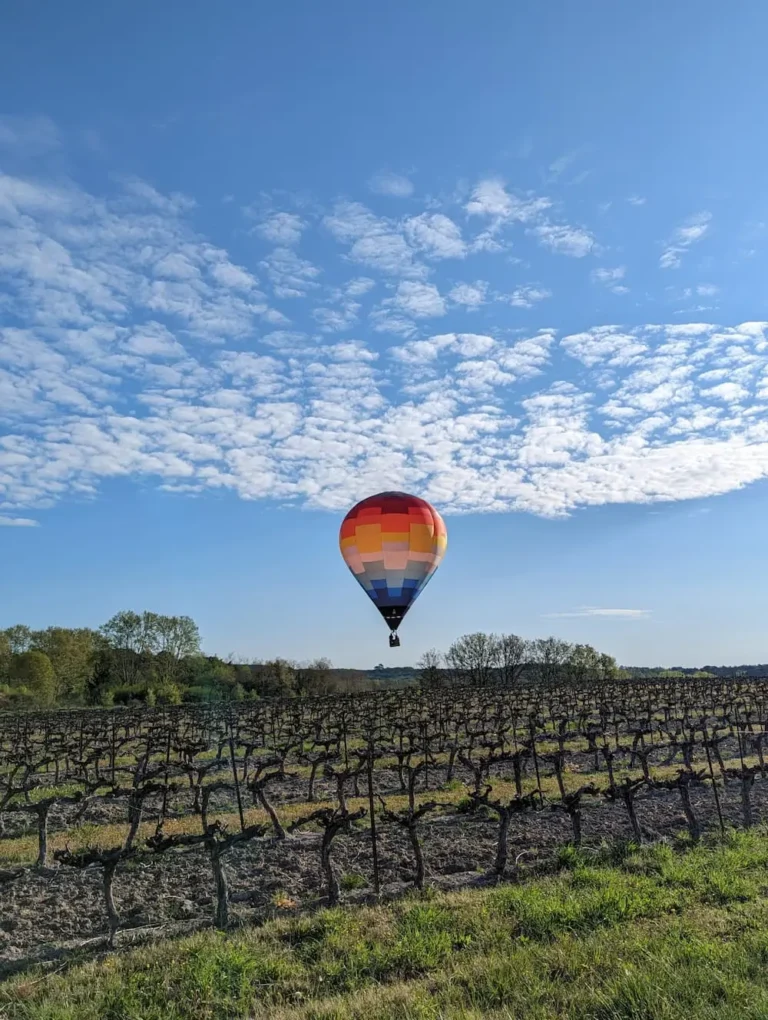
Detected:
left=339, top=491, right=447, bottom=633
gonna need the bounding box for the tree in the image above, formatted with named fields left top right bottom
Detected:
left=154, top=681, right=183, bottom=705
left=29, top=627, right=96, bottom=701
left=417, top=649, right=444, bottom=689
left=597, top=652, right=621, bottom=680
left=153, top=615, right=201, bottom=684
left=201, top=660, right=236, bottom=700
left=293, top=658, right=333, bottom=697
left=86, top=637, right=120, bottom=704
left=529, top=637, right=573, bottom=684
left=99, top=611, right=145, bottom=685
left=4, top=625, right=32, bottom=655
left=565, top=643, right=601, bottom=683
left=100, top=611, right=200, bottom=688
left=10, top=651, right=56, bottom=705
left=0, top=631, right=10, bottom=682
left=445, top=632, right=500, bottom=686
left=498, top=634, right=529, bottom=686
left=255, top=659, right=296, bottom=698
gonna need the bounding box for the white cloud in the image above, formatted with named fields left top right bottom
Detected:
left=390, top=333, right=459, bottom=364
left=257, top=212, right=305, bottom=246
left=543, top=607, right=650, bottom=618
left=703, top=382, right=748, bottom=402
left=323, top=201, right=425, bottom=277
left=368, top=172, right=414, bottom=197
left=498, top=331, right=556, bottom=379
left=531, top=222, right=594, bottom=257
left=345, top=277, right=376, bottom=297
left=390, top=281, right=446, bottom=318
left=464, top=178, right=556, bottom=254
left=697, top=284, right=719, bottom=297
left=562, top=327, right=647, bottom=367
left=0, top=172, right=278, bottom=347
left=592, top=266, right=629, bottom=295
left=469, top=229, right=506, bottom=254
left=593, top=267, right=625, bottom=284
left=465, top=179, right=551, bottom=221
left=124, top=323, right=186, bottom=358
left=0, top=515, right=40, bottom=527
left=449, top=281, right=488, bottom=309
left=5, top=163, right=768, bottom=523
left=259, top=247, right=321, bottom=298
left=404, top=213, right=466, bottom=259
left=368, top=310, right=419, bottom=337
left=627, top=195, right=646, bottom=207
left=310, top=278, right=375, bottom=333
left=507, top=286, right=552, bottom=308
left=312, top=305, right=358, bottom=333
left=121, top=178, right=195, bottom=215
left=454, top=358, right=517, bottom=393
left=660, top=212, right=711, bottom=269
left=390, top=331, right=550, bottom=395
left=454, top=334, right=497, bottom=358
left=548, top=150, right=581, bottom=177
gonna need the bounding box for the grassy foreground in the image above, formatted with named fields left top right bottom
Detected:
left=6, top=831, right=768, bottom=1019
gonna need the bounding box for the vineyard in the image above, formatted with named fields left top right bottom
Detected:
left=2, top=675, right=768, bottom=974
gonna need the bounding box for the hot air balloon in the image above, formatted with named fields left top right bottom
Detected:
left=339, top=491, right=447, bottom=646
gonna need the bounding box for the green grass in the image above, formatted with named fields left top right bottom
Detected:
left=6, top=829, right=768, bottom=1018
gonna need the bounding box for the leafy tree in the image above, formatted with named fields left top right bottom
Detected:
left=155, top=681, right=183, bottom=705
left=100, top=611, right=200, bottom=688
left=200, top=660, right=237, bottom=700
left=100, top=611, right=146, bottom=684
left=0, top=631, right=10, bottom=682
left=294, top=658, right=334, bottom=696
left=153, top=615, right=201, bottom=683
left=29, top=627, right=96, bottom=701
left=10, top=650, right=56, bottom=705
left=565, top=643, right=601, bottom=682
left=597, top=652, right=621, bottom=679
left=234, top=663, right=256, bottom=692
left=254, top=659, right=296, bottom=698
left=4, top=624, right=32, bottom=655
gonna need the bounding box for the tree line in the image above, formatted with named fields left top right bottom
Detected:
left=417, top=633, right=626, bottom=687
left=0, top=612, right=341, bottom=709
left=0, top=613, right=717, bottom=710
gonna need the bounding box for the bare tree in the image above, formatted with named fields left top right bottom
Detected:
left=529, top=636, right=573, bottom=684
left=498, top=634, right=529, bottom=686
left=417, top=649, right=443, bottom=689
left=445, top=632, right=500, bottom=686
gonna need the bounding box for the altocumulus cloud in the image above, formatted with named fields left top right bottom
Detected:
left=543, top=608, right=651, bottom=619
left=4, top=169, right=768, bottom=521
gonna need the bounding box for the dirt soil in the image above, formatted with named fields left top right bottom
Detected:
left=0, top=762, right=763, bottom=977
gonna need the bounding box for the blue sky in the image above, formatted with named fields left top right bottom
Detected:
left=3, top=1, right=768, bottom=668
